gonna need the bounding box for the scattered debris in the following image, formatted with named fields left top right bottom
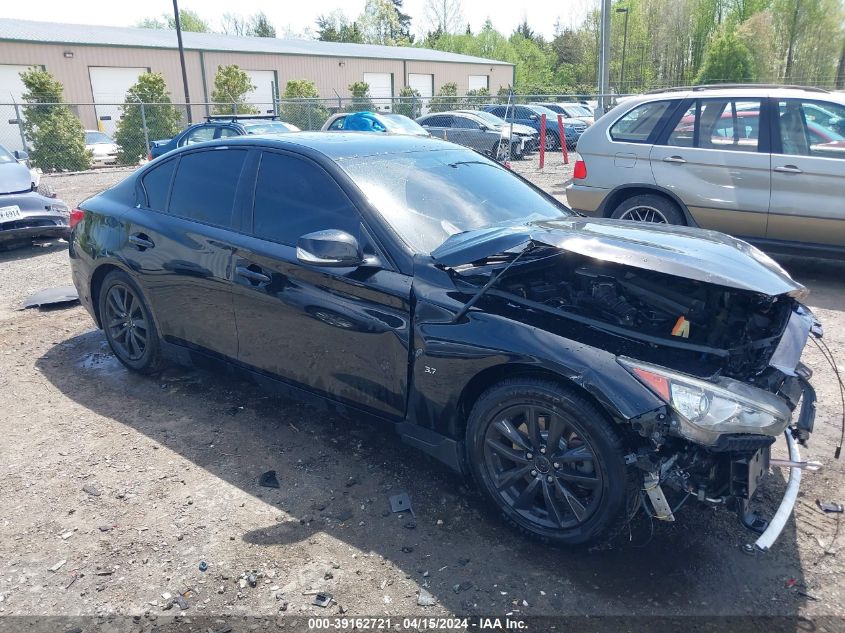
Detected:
left=417, top=588, right=438, bottom=607
left=174, top=594, right=189, bottom=610
left=453, top=581, right=473, bottom=593
left=82, top=484, right=101, bottom=497
left=404, top=520, right=417, bottom=529
left=49, top=560, right=66, bottom=572
left=198, top=561, right=208, bottom=572
left=247, top=573, right=258, bottom=588
left=312, top=592, right=334, bottom=608
left=401, top=546, right=414, bottom=553
left=345, top=476, right=359, bottom=487
left=797, top=591, right=818, bottom=601
left=389, top=492, right=415, bottom=517
left=65, top=572, right=81, bottom=589
left=259, top=470, right=280, bottom=489
left=817, top=499, right=844, bottom=513
left=785, top=578, right=797, bottom=588
left=60, top=531, right=73, bottom=540
left=21, top=286, right=79, bottom=309
left=98, top=525, right=111, bottom=532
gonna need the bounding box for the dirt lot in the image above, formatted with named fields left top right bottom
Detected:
left=0, top=164, right=843, bottom=630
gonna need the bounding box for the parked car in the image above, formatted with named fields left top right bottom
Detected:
left=150, top=115, right=300, bottom=159
left=482, top=104, right=586, bottom=150
left=85, top=130, right=118, bottom=165
left=531, top=102, right=595, bottom=126
left=416, top=110, right=529, bottom=160
left=321, top=111, right=429, bottom=136
left=566, top=85, right=845, bottom=259
left=0, top=144, right=70, bottom=248
left=70, top=133, right=819, bottom=548
left=467, top=109, right=540, bottom=149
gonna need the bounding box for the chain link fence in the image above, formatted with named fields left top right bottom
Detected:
left=0, top=93, right=610, bottom=199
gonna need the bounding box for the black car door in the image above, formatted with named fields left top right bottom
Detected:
left=229, top=149, right=412, bottom=419
left=122, top=147, right=252, bottom=358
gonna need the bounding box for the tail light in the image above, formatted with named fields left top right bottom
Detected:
left=573, top=159, right=587, bottom=180
left=69, top=208, right=84, bottom=229
left=147, top=152, right=153, bottom=162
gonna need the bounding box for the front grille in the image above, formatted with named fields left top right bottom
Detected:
left=708, top=434, right=776, bottom=453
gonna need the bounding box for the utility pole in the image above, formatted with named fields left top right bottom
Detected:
left=598, top=0, right=611, bottom=115
left=173, top=0, right=193, bottom=123
left=617, top=7, right=630, bottom=95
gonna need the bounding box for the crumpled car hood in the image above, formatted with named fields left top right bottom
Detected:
left=431, top=217, right=806, bottom=298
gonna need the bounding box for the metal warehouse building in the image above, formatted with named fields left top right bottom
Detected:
left=0, top=18, right=514, bottom=136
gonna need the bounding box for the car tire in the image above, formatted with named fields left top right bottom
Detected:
left=610, top=193, right=685, bottom=225
left=491, top=139, right=509, bottom=162
left=511, top=141, right=525, bottom=160
left=466, top=378, right=633, bottom=546
left=98, top=270, right=165, bottom=374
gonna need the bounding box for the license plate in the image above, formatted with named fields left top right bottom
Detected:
left=0, top=205, right=22, bottom=222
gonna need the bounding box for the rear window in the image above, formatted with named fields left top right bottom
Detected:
left=169, top=149, right=247, bottom=227
left=610, top=100, right=673, bottom=143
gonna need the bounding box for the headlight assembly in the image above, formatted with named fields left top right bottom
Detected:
left=619, top=357, right=793, bottom=445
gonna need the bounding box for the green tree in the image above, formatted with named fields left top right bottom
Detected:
left=316, top=11, right=365, bottom=42
left=463, top=87, right=490, bottom=109
left=427, top=82, right=460, bottom=112
left=348, top=82, right=375, bottom=111
left=19, top=68, right=89, bottom=171
left=695, top=27, right=756, bottom=83
left=249, top=12, right=276, bottom=37
left=114, top=72, right=182, bottom=165
left=359, top=0, right=412, bottom=45
left=137, top=9, right=211, bottom=32
left=281, top=79, right=329, bottom=130
left=395, top=86, right=422, bottom=118
left=211, top=65, right=258, bottom=115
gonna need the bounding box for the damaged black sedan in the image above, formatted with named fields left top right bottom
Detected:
left=69, top=134, right=821, bottom=548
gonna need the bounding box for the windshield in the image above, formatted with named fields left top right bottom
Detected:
left=570, top=105, right=593, bottom=117
left=245, top=122, right=297, bottom=134
left=529, top=105, right=563, bottom=119
left=339, top=149, right=569, bottom=254
left=85, top=132, right=112, bottom=144
left=0, top=145, right=15, bottom=164
left=380, top=115, right=429, bottom=135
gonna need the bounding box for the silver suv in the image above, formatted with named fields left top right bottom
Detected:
left=566, top=85, right=845, bottom=258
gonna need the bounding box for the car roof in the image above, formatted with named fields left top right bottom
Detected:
left=175, top=131, right=453, bottom=160
left=629, top=86, right=845, bottom=103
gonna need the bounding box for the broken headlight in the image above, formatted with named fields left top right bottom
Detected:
left=619, top=358, right=793, bottom=446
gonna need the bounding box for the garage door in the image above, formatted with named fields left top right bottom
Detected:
left=408, top=73, right=433, bottom=114
left=0, top=64, right=33, bottom=151
left=468, top=75, right=489, bottom=91
left=244, top=70, right=277, bottom=115
left=363, top=73, right=393, bottom=112
left=89, top=67, right=147, bottom=135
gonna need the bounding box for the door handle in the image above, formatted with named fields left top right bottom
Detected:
left=128, top=233, right=154, bottom=250
left=662, top=155, right=687, bottom=164
left=774, top=165, right=803, bottom=174
left=236, top=265, right=271, bottom=284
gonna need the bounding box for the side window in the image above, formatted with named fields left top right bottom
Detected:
left=489, top=107, right=505, bottom=118
left=329, top=117, right=346, bottom=130
left=182, top=125, right=215, bottom=146
left=252, top=152, right=361, bottom=245
left=217, top=127, right=240, bottom=138
left=169, top=149, right=247, bottom=227
left=453, top=116, right=480, bottom=130
left=668, top=100, right=760, bottom=151
left=610, top=100, right=674, bottom=143
left=779, top=100, right=845, bottom=159
left=141, top=158, right=177, bottom=210
left=515, top=107, right=535, bottom=119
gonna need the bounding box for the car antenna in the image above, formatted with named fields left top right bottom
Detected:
left=451, top=241, right=536, bottom=324
left=809, top=335, right=844, bottom=458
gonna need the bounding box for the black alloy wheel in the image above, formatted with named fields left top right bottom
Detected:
left=99, top=270, right=164, bottom=373
left=467, top=378, right=630, bottom=545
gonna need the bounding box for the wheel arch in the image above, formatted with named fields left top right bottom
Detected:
left=454, top=362, right=626, bottom=442
left=89, top=262, right=156, bottom=331
left=598, top=184, right=697, bottom=226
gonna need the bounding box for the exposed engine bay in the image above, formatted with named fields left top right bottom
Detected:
left=489, top=251, right=796, bottom=380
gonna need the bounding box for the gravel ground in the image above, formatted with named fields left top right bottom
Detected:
left=0, top=167, right=842, bottom=629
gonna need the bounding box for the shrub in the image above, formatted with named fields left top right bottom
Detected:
left=280, top=79, right=329, bottom=130
left=211, top=65, right=258, bottom=115
left=394, top=86, right=422, bottom=119
left=427, top=82, right=460, bottom=113
left=20, top=68, right=90, bottom=171
left=114, top=72, right=183, bottom=164
left=348, top=82, right=375, bottom=112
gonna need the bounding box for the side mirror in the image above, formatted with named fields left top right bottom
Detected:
left=14, top=150, right=29, bottom=160
left=296, top=229, right=364, bottom=267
